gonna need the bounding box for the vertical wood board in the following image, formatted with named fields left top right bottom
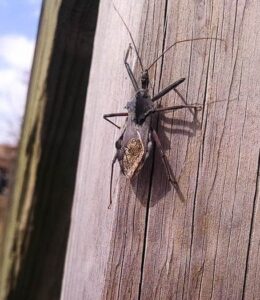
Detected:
left=62, top=0, right=260, bottom=299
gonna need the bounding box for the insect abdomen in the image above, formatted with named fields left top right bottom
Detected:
left=121, top=138, right=145, bottom=178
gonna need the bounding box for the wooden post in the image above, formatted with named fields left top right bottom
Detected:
left=61, top=0, right=260, bottom=299
left=0, top=0, right=100, bottom=299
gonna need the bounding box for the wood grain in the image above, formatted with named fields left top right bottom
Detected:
left=61, top=0, right=260, bottom=299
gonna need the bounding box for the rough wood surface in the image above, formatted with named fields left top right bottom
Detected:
left=61, top=0, right=260, bottom=299
left=0, top=1, right=100, bottom=299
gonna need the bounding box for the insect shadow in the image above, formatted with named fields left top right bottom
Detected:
left=130, top=105, right=201, bottom=207
left=104, top=4, right=222, bottom=208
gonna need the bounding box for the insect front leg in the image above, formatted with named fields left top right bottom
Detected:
left=103, top=112, right=128, bottom=129
left=124, top=44, right=139, bottom=91
left=151, top=128, right=177, bottom=187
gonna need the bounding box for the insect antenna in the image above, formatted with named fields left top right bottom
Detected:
left=147, top=37, right=224, bottom=71
left=113, top=3, right=144, bottom=71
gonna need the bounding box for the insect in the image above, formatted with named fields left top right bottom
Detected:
left=104, top=4, right=222, bottom=208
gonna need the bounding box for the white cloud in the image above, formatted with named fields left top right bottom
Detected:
left=0, top=35, right=35, bottom=70
left=0, top=35, right=35, bottom=146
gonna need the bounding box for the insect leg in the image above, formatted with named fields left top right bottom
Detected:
left=108, top=153, right=118, bottom=209
left=145, top=132, right=153, bottom=159
left=124, top=44, right=139, bottom=91
left=143, top=104, right=201, bottom=119
left=151, top=128, right=177, bottom=187
left=103, top=112, right=128, bottom=129
left=154, top=104, right=202, bottom=113
left=152, top=78, right=185, bottom=102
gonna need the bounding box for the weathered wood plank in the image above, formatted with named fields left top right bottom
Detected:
left=62, top=0, right=260, bottom=299
left=61, top=1, right=159, bottom=298
left=140, top=0, right=260, bottom=299
left=0, top=0, right=100, bottom=299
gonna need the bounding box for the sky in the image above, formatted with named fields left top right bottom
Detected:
left=0, top=0, right=42, bottom=146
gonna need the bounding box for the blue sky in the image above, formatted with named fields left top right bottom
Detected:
left=0, top=0, right=41, bottom=38
left=0, top=0, right=42, bottom=145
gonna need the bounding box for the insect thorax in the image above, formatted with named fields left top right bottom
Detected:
left=126, top=89, right=153, bottom=125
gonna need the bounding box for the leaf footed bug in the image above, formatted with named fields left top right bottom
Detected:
left=104, top=4, right=223, bottom=208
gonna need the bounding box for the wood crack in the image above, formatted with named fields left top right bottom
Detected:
left=186, top=33, right=213, bottom=298
left=242, top=150, right=260, bottom=299
left=137, top=1, right=169, bottom=299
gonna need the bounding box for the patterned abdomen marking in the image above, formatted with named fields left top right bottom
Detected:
left=122, top=138, right=144, bottom=178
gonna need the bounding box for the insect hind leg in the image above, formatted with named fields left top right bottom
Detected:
left=151, top=128, right=177, bottom=186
